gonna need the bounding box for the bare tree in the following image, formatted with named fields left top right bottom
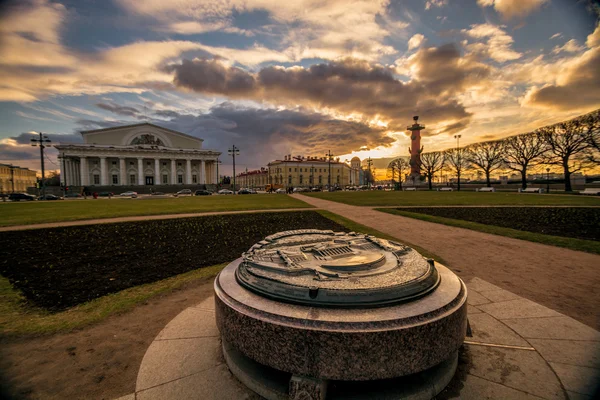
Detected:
left=444, top=148, right=469, bottom=191
left=581, top=109, right=600, bottom=165
left=388, top=158, right=409, bottom=190
left=466, top=140, right=505, bottom=187
left=538, top=118, right=591, bottom=192
left=502, top=132, right=547, bottom=190
left=420, top=152, right=445, bottom=190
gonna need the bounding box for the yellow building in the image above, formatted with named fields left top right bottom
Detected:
left=0, top=163, right=37, bottom=193
left=236, top=168, right=269, bottom=188
left=268, top=155, right=361, bottom=188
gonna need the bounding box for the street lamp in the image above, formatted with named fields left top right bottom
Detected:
left=215, top=158, right=222, bottom=186
left=453, top=134, right=462, bottom=191
left=227, top=145, right=240, bottom=194
left=546, top=167, right=550, bottom=194
left=30, top=132, right=51, bottom=198
left=325, top=150, right=333, bottom=191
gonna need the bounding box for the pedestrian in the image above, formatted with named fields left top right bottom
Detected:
left=93, top=192, right=98, bottom=199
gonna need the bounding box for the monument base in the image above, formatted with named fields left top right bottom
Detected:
left=223, top=338, right=458, bottom=400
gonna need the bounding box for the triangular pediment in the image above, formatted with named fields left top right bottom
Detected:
left=80, top=123, right=203, bottom=149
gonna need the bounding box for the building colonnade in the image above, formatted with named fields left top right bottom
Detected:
left=61, top=155, right=218, bottom=187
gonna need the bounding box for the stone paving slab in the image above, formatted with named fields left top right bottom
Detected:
left=128, top=278, right=600, bottom=400
left=136, top=337, right=222, bottom=391
left=502, top=317, right=600, bottom=341
left=549, top=363, right=600, bottom=397
left=528, top=339, right=600, bottom=369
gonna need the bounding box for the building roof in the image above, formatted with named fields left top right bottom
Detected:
left=80, top=122, right=203, bottom=143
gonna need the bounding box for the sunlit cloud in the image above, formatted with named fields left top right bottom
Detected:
left=476, top=0, right=548, bottom=20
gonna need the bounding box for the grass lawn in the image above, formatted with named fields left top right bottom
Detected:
left=0, top=194, right=311, bottom=227
left=1, top=210, right=442, bottom=335
left=306, top=191, right=600, bottom=206
left=378, top=208, right=600, bottom=255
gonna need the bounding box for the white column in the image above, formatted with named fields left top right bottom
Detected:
left=200, top=160, right=206, bottom=184
left=171, top=159, right=177, bottom=184
left=155, top=159, right=161, bottom=185
left=137, top=158, right=144, bottom=185
left=60, top=156, right=66, bottom=186
left=100, top=157, right=108, bottom=186
left=80, top=157, right=88, bottom=186
left=214, top=161, right=218, bottom=184
left=186, top=159, right=192, bottom=184
left=119, top=158, right=126, bottom=186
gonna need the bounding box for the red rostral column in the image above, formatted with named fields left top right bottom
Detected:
left=407, top=115, right=425, bottom=179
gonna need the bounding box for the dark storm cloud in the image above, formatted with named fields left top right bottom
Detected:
left=166, top=58, right=256, bottom=95
left=95, top=102, right=141, bottom=117
left=408, top=43, right=491, bottom=96
left=524, top=47, right=600, bottom=110
left=167, top=52, right=477, bottom=134
left=8, top=132, right=81, bottom=145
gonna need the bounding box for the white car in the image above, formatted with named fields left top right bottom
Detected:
left=120, top=191, right=138, bottom=197
left=275, top=188, right=286, bottom=194
left=175, top=189, right=192, bottom=196
left=218, top=189, right=234, bottom=195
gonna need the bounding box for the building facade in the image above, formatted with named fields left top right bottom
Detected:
left=55, top=123, right=221, bottom=188
left=268, top=155, right=361, bottom=188
left=236, top=168, right=269, bottom=188
left=0, top=164, right=37, bottom=193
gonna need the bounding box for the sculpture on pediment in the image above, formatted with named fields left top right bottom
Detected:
left=130, top=134, right=164, bottom=146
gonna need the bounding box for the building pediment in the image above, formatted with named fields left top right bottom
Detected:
left=81, top=123, right=203, bottom=149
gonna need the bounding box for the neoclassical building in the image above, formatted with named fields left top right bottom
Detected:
left=55, top=123, right=220, bottom=188
left=0, top=163, right=37, bottom=193
left=267, top=155, right=361, bottom=188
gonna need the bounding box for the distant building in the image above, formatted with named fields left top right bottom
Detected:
left=55, top=123, right=220, bottom=188
left=0, top=164, right=37, bottom=193
left=268, top=154, right=361, bottom=188
left=236, top=168, right=269, bottom=188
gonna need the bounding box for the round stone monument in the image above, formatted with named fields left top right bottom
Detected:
left=214, top=230, right=467, bottom=400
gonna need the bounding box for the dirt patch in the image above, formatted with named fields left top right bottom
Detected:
left=397, top=207, right=600, bottom=241
left=0, top=211, right=347, bottom=311
left=0, top=277, right=216, bottom=400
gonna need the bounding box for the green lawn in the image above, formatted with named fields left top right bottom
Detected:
left=0, top=195, right=311, bottom=227
left=378, top=208, right=600, bottom=255
left=306, top=191, right=600, bottom=206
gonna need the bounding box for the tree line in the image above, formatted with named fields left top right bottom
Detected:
left=387, top=108, right=600, bottom=191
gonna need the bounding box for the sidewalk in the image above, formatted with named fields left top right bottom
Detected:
left=123, top=278, right=600, bottom=400
left=294, top=194, right=600, bottom=329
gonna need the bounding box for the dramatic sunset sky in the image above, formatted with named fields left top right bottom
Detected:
left=0, top=0, right=599, bottom=173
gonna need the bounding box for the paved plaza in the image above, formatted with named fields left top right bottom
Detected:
left=116, top=277, right=599, bottom=400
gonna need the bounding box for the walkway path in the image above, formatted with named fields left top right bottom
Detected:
left=0, top=208, right=318, bottom=232
left=296, top=194, right=600, bottom=329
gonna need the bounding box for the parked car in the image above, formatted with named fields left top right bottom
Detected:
left=311, top=187, right=321, bottom=192
left=194, top=190, right=212, bottom=196
left=293, top=187, right=309, bottom=193
left=38, top=194, right=63, bottom=200
left=65, top=192, right=82, bottom=198
left=151, top=191, right=165, bottom=195
left=9, top=193, right=36, bottom=201
left=120, top=191, right=138, bottom=197
left=218, top=189, right=234, bottom=195
left=238, top=188, right=253, bottom=194
left=275, top=188, right=286, bottom=194
left=174, top=189, right=192, bottom=196
left=98, top=192, right=114, bottom=197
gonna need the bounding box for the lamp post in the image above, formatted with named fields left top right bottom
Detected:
left=228, top=145, right=240, bottom=194
left=215, top=158, right=222, bottom=186
left=546, top=168, right=550, bottom=194
left=453, top=134, right=462, bottom=191
left=30, top=132, right=51, bottom=199
left=325, top=150, right=333, bottom=191
left=366, top=157, right=373, bottom=189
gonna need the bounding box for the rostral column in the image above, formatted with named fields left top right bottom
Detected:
left=407, top=116, right=425, bottom=181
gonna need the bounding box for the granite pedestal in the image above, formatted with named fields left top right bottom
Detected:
left=214, top=230, right=468, bottom=399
